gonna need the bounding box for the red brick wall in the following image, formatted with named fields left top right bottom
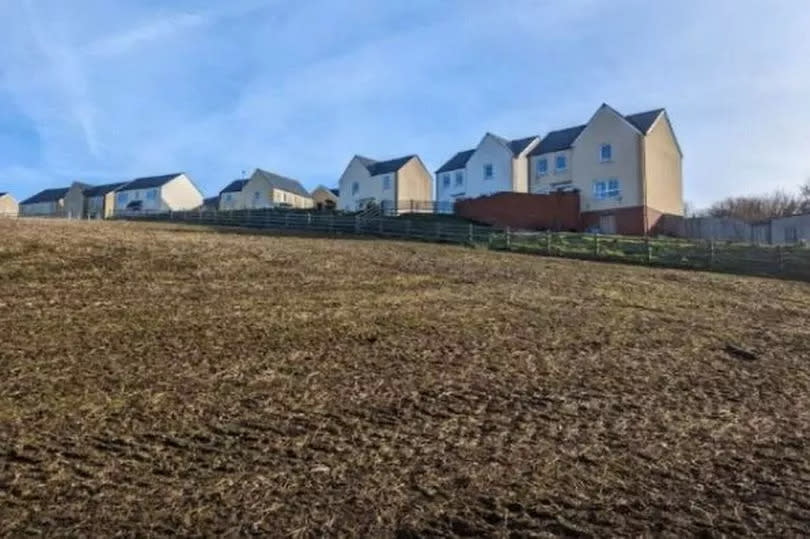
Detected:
left=454, top=192, right=580, bottom=231
left=581, top=206, right=684, bottom=236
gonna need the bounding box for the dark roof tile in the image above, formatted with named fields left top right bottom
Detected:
left=253, top=169, right=310, bottom=198
left=119, top=173, right=183, bottom=191
left=365, top=155, right=415, bottom=176
left=21, top=187, right=70, bottom=205
left=220, top=179, right=249, bottom=194
left=528, top=125, right=587, bottom=156
left=624, top=109, right=665, bottom=134
left=84, top=182, right=128, bottom=197
left=436, top=149, right=475, bottom=173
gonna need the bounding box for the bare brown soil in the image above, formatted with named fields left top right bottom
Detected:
left=1, top=218, right=809, bottom=537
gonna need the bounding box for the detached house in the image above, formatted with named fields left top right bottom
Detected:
left=435, top=134, right=540, bottom=210
left=114, top=173, right=203, bottom=213
left=312, top=186, right=339, bottom=211
left=242, top=169, right=313, bottom=209
left=218, top=179, right=249, bottom=210
left=527, top=104, right=683, bottom=235
left=338, top=155, right=432, bottom=214
left=19, top=187, right=69, bottom=217
left=0, top=192, right=18, bottom=217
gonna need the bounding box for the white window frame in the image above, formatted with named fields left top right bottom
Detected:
left=536, top=158, right=548, bottom=176
left=593, top=178, right=620, bottom=200
left=555, top=154, right=567, bottom=172
left=483, top=163, right=494, bottom=180
left=352, top=181, right=359, bottom=196
left=117, top=192, right=128, bottom=204
left=600, top=144, right=612, bottom=163
left=224, top=193, right=232, bottom=202
left=454, top=171, right=463, bottom=186
left=383, top=175, right=392, bottom=191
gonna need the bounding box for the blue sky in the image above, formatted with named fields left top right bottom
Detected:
left=1, top=0, right=808, bottom=207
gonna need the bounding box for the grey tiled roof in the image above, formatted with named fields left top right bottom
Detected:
left=119, top=173, right=183, bottom=191
left=528, top=125, right=587, bottom=156
left=508, top=136, right=539, bottom=155
left=365, top=155, right=415, bottom=176
left=21, top=187, right=70, bottom=205
left=84, top=182, right=128, bottom=197
left=253, top=169, right=311, bottom=198
left=329, top=188, right=339, bottom=197
left=220, top=179, right=249, bottom=194
left=625, top=109, right=665, bottom=133
left=436, top=149, right=474, bottom=173
left=0, top=192, right=6, bottom=197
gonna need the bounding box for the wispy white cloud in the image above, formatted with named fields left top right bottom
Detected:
left=1, top=0, right=809, bottom=206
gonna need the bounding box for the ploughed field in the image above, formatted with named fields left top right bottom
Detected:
left=1, top=218, right=809, bottom=536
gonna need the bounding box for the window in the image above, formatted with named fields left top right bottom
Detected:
left=352, top=181, right=359, bottom=195
left=254, top=191, right=260, bottom=200
left=483, top=163, right=494, bottom=180
left=555, top=155, right=567, bottom=171
left=593, top=178, right=621, bottom=200
left=600, top=144, right=612, bottom=162
left=442, top=174, right=450, bottom=188
left=224, top=193, right=232, bottom=202
left=383, top=175, right=392, bottom=190
left=536, top=158, right=548, bottom=176
left=117, top=192, right=128, bottom=204
left=785, top=227, right=799, bottom=244
left=146, top=189, right=156, bottom=201
left=454, top=171, right=463, bottom=186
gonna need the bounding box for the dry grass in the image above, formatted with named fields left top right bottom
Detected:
left=1, top=218, right=809, bottom=537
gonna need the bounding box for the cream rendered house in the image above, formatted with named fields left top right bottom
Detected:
left=0, top=192, right=18, bottom=217
left=113, top=173, right=203, bottom=213
left=338, top=155, right=432, bottom=214
left=240, top=169, right=313, bottom=209
left=218, top=179, right=249, bottom=210
left=435, top=134, right=539, bottom=211
left=527, top=104, right=683, bottom=235
left=312, top=186, right=339, bottom=210
left=85, top=182, right=128, bottom=219
left=19, top=187, right=69, bottom=217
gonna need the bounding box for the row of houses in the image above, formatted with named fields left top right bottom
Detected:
left=4, top=103, right=678, bottom=234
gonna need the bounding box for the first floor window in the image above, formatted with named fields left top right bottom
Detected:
left=254, top=191, right=260, bottom=200
left=352, top=182, right=359, bottom=195
left=117, top=192, right=128, bottom=204
left=454, top=171, right=463, bottom=185
left=536, top=158, right=548, bottom=176
left=483, top=163, right=494, bottom=180
left=383, top=175, right=392, bottom=190
left=555, top=155, right=567, bottom=171
left=600, top=144, right=612, bottom=162
left=785, top=227, right=798, bottom=243
left=146, top=189, right=156, bottom=201
left=225, top=193, right=232, bottom=202
left=442, top=174, right=450, bottom=188
left=593, top=178, right=620, bottom=200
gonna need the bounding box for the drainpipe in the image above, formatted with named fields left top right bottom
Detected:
left=640, top=134, right=648, bottom=236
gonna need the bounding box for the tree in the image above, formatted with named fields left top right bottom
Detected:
left=800, top=179, right=810, bottom=212
left=707, top=190, right=802, bottom=222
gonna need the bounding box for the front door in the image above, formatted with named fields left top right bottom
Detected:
left=599, top=214, right=617, bottom=235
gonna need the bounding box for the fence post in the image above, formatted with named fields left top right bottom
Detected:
left=468, top=223, right=474, bottom=245
left=545, top=230, right=551, bottom=255
left=330, top=214, right=335, bottom=234
left=777, top=245, right=784, bottom=273
left=708, top=240, right=715, bottom=269
left=506, top=227, right=512, bottom=249
left=594, top=233, right=600, bottom=257
left=645, top=236, right=652, bottom=264
left=436, top=222, right=442, bottom=241
left=379, top=218, right=384, bottom=235
left=307, top=213, right=312, bottom=228
left=406, top=220, right=412, bottom=239
left=284, top=213, right=289, bottom=229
